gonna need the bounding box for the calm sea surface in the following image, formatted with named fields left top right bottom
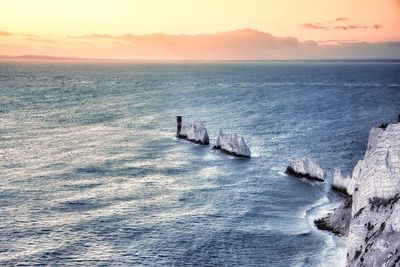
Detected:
left=1, top=61, right=400, bottom=266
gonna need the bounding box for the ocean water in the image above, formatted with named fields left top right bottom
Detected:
left=1, top=60, right=400, bottom=266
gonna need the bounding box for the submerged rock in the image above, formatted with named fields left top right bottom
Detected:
left=285, top=157, right=325, bottom=182
left=332, top=169, right=354, bottom=196
left=213, top=130, right=251, bottom=157
left=177, top=121, right=209, bottom=145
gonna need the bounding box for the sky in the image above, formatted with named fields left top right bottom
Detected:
left=1, top=0, right=400, bottom=60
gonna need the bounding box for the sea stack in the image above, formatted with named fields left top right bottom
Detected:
left=176, top=116, right=209, bottom=145
left=285, top=157, right=325, bottom=182
left=315, top=122, right=400, bottom=266
left=331, top=169, right=354, bottom=196
left=213, top=130, right=251, bottom=157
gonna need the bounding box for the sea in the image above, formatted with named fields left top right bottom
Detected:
left=1, top=60, right=400, bottom=266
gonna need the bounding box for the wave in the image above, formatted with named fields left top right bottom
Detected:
left=301, top=195, right=347, bottom=267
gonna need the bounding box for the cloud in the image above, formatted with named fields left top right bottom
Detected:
left=318, top=39, right=359, bottom=45
left=24, top=37, right=57, bottom=44
left=314, top=41, right=400, bottom=59
left=67, top=34, right=113, bottom=39
left=70, top=28, right=310, bottom=48
left=1, top=31, right=58, bottom=43
left=0, top=30, right=14, bottom=36
left=2, top=28, right=399, bottom=60
left=301, top=18, right=383, bottom=31
left=62, top=28, right=400, bottom=60
left=66, top=29, right=324, bottom=60
left=20, top=33, right=38, bottom=38
left=301, top=23, right=329, bottom=30
left=333, top=24, right=383, bottom=30
left=335, top=17, right=349, bottom=22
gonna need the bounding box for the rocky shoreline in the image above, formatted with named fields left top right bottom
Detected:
left=314, top=196, right=352, bottom=236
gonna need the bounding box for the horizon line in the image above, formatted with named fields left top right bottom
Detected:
left=1, top=54, right=400, bottom=63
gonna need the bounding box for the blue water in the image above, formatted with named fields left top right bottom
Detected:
left=1, top=61, right=399, bottom=266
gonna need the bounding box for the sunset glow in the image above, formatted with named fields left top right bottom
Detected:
left=1, top=0, right=399, bottom=59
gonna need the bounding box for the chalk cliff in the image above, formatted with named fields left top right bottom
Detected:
left=317, top=123, right=400, bottom=267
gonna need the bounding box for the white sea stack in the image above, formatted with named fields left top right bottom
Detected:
left=178, top=121, right=209, bottom=145
left=285, top=157, right=325, bottom=181
left=332, top=169, right=354, bottom=195
left=213, top=130, right=251, bottom=157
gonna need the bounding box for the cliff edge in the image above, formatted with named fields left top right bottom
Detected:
left=317, top=122, right=400, bottom=266
left=347, top=123, right=400, bottom=266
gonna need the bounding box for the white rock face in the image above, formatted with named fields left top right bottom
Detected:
left=214, top=130, right=251, bottom=157
left=332, top=169, right=354, bottom=195
left=345, top=123, right=400, bottom=266
left=286, top=157, right=325, bottom=181
left=178, top=121, right=209, bottom=145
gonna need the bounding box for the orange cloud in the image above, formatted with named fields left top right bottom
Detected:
left=71, top=29, right=315, bottom=47
left=301, top=23, right=329, bottom=30
left=333, top=24, right=383, bottom=30
left=64, top=29, right=324, bottom=60
left=24, top=37, right=57, bottom=43
left=20, top=33, right=39, bottom=38
left=335, top=17, right=350, bottom=22
left=68, top=34, right=113, bottom=39
left=1, top=28, right=399, bottom=60
left=301, top=18, right=384, bottom=31
left=60, top=29, right=399, bottom=60
left=318, top=39, right=359, bottom=45
left=0, top=30, right=14, bottom=36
